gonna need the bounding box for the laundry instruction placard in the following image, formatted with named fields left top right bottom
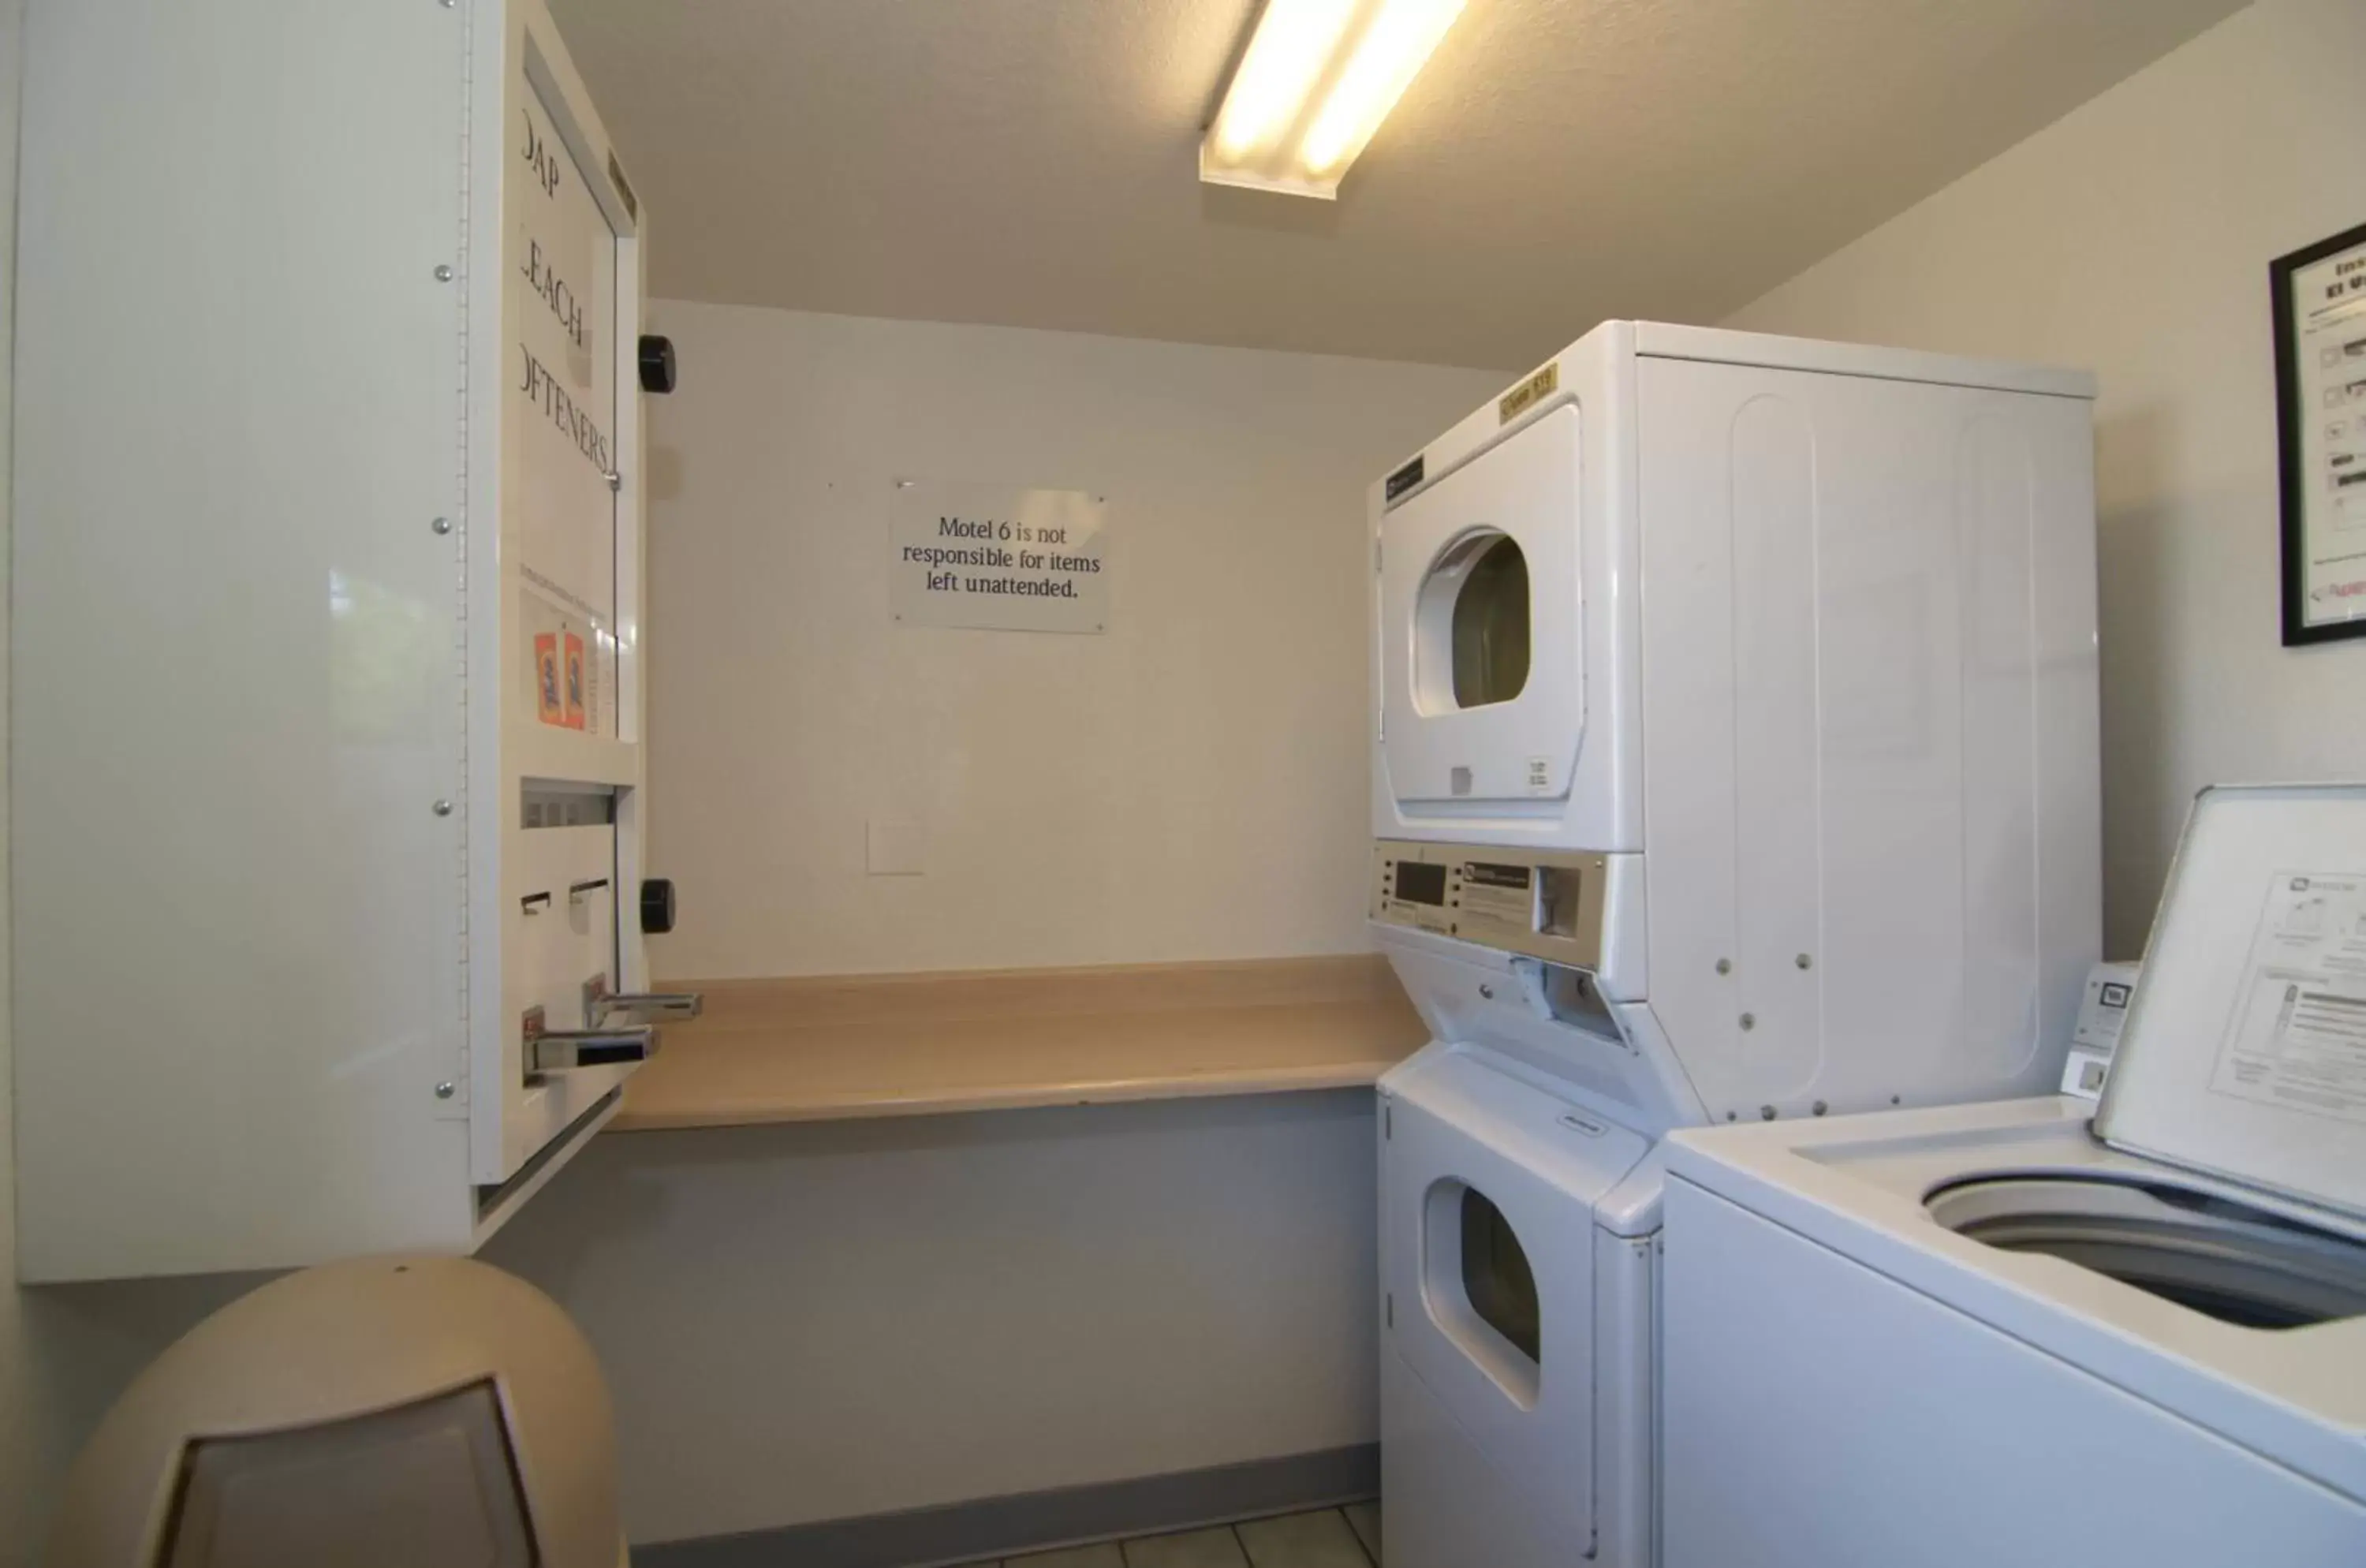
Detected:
left=890, top=480, right=1108, bottom=634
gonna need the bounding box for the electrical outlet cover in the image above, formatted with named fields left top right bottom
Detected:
left=866, top=817, right=926, bottom=876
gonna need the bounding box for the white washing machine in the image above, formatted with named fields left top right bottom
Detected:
left=1370, top=323, right=2107, bottom=1568
left=1662, top=785, right=2366, bottom=1568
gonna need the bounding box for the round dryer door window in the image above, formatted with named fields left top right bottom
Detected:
left=1422, top=1178, right=1544, bottom=1406
left=1377, top=404, right=1583, bottom=808
left=1458, top=1184, right=1543, bottom=1365
left=1425, top=532, right=1531, bottom=710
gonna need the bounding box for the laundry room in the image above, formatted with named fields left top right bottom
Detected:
left=4, top=2, right=2366, bottom=1566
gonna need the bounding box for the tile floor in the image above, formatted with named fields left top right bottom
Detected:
left=957, top=1500, right=1380, bottom=1568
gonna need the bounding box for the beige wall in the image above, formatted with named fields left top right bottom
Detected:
left=2, top=0, right=21, bottom=1532
left=636, top=300, right=1503, bottom=980
left=1724, top=0, right=2366, bottom=958
left=2, top=1092, right=1379, bottom=1555
left=0, top=294, right=1495, bottom=1555
left=481, top=1094, right=1382, bottom=1544
left=517, top=304, right=1498, bottom=1543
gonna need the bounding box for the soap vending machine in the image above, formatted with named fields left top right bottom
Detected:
left=12, top=0, right=693, bottom=1281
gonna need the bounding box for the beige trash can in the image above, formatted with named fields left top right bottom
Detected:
left=49, top=1256, right=626, bottom=1568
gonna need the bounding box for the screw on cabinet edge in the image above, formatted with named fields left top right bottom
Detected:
left=435, top=1081, right=456, bottom=1099
left=431, top=516, right=453, bottom=536
left=1760, top=1105, right=1778, bottom=1121
left=1812, top=1099, right=1829, bottom=1116
left=1738, top=1012, right=1755, bottom=1030
left=432, top=799, right=454, bottom=816
left=1796, top=953, right=1813, bottom=969
left=433, top=264, right=454, bottom=282
left=1715, top=958, right=1732, bottom=975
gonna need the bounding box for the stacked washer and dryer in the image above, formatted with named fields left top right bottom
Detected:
left=1366, top=322, right=2105, bottom=1568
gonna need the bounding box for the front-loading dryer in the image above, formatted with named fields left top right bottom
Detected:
left=1379, top=1042, right=1662, bottom=1568
left=1371, top=321, right=2107, bottom=1120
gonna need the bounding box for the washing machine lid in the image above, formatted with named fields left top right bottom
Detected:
left=2095, top=783, right=2366, bottom=1226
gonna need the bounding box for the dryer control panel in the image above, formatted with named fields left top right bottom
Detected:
left=1373, top=840, right=1610, bottom=970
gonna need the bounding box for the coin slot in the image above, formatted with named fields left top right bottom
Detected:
left=1535, top=866, right=1582, bottom=939
left=521, top=782, right=617, bottom=829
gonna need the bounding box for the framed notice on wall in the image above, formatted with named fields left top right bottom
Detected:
left=2273, top=220, right=2366, bottom=646
left=890, top=479, right=1109, bottom=635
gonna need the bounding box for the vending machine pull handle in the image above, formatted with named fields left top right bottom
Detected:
left=586, top=991, right=703, bottom=1025
left=527, top=1025, right=659, bottom=1074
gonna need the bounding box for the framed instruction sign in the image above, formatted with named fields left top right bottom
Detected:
left=891, top=480, right=1109, bottom=634
left=2273, top=220, right=2366, bottom=645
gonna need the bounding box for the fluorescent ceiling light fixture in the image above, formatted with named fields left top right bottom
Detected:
left=1201, top=0, right=1466, bottom=200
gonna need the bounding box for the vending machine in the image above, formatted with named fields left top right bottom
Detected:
left=13, top=0, right=692, bottom=1280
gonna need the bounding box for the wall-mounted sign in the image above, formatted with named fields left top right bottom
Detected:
left=2273, top=219, right=2366, bottom=646
left=891, top=480, right=1109, bottom=635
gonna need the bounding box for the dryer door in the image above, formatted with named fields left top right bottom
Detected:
left=1382, top=1046, right=1648, bottom=1555
left=1380, top=406, right=1584, bottom=809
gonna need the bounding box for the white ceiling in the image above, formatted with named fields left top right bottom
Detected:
left=547, top=0, right=2244, bottom=371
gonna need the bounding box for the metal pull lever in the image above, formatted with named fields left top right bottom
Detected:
left=528, top=1025, right=659, bottom=1074
left=586, top=991, right=703, bottom=1025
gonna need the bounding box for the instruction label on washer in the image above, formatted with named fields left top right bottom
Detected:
left=2210, top=872, right=2366, bottom=1123
left=2062, top=961, right=2139, bottom=1099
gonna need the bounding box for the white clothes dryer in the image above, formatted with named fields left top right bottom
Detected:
left=1369, top=321, right=2107, bottom=1126
left=1378, top=1043, right=1662, bottom=1568
left=1661, top=785, right=2366, bottom=1568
